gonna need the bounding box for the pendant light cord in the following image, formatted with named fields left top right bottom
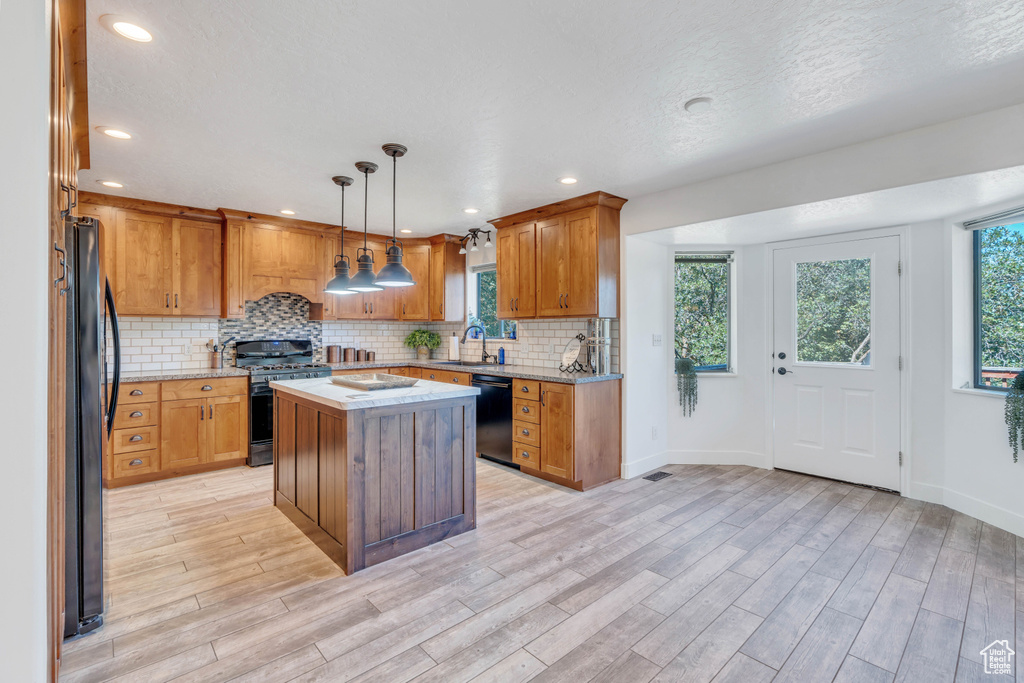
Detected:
left=363, top=169, right=369, bottom=250
left=339, top=183, right=345, bottom=258
left=392, top=154, right=397, bottom=240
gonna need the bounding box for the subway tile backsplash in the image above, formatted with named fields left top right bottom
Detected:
left=113, top=294, right=619, bottom=373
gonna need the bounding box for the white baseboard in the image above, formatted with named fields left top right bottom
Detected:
left=906, top=480, right=1024, bottom=538
left=621, top=449, right=769, bottom=480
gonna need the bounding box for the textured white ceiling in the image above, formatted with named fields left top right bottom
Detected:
left=638, top=166, right=1024, bottom=245
left=81, top=0, right=1024, bottom=234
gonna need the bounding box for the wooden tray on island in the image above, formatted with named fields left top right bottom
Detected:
left=329, top=373, right=419, bottom=391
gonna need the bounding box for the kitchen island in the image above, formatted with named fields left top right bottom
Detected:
left=270, top=375, right=479, bottom=574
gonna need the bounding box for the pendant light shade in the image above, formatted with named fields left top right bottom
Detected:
left=348, top=161, right=384, bottom=292
left=374, top=143, right=416, bottom=288
left=324, top=175, right=357, bottom=295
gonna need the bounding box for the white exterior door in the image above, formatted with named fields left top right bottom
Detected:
left=772, top=235, right=902, bottom=491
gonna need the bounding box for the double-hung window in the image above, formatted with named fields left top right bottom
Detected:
left=674, top=253, right=732, bottom=372
left=972, top=220, right=1024, bottom=389
left=468, top=265, right=517, bottom=339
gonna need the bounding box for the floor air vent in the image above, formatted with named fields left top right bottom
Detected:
left=643, top=471, right=672, bottom=482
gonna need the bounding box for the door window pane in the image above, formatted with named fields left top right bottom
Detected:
left=975, top=223, right=1024, bottom=388
left=796, top=258, right=872, bottom=365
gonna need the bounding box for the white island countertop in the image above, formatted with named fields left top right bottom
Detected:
left=269, top=376, right=480, bottom=411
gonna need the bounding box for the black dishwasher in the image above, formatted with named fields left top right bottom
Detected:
left=472, top=375, right=516, bottom=468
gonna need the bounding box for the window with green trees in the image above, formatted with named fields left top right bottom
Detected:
left=975, top=223, right=1024, bottom=389
left=674, top=254, right=731, bottom=371
left=468, top=267, right=516, bottom=339
left=796, top=258, right=872, bottom=365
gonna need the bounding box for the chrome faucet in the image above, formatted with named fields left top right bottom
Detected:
left=460, top=325, right=497, bottom=363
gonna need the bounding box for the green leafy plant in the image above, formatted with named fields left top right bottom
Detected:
left=404, top=329, right=441, bottom=350
left=675, top=357, right=698, bottom=416
left=1006, top=372, right=1024, bottom=463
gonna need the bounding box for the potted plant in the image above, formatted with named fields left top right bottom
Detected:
left=404, top=329, right=441, bottom=361
left=1007, top=371, right=1024, bottom=463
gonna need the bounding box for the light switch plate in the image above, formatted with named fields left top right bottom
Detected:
left=652, top=334, right=662, bottom=347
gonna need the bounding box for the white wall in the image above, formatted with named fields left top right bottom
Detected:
left=0, top=0, right=52, bottom=679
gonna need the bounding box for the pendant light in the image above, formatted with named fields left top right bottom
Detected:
left=347, top=161, right=384, bottom=292
left=324, top=175, right=357, bottom=295
left=374, top=143, right=416, bottom=287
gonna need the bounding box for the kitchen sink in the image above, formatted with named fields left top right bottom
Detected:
left=429, top=360, right=500, bottom=367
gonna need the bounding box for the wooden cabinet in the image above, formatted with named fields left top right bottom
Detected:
left=400, top=244, right=431, bottom=320
left=496, top=222, right=537, bottom=319
left=488, top=191, right=625, bottom=319
left=539, top=383, right=574, bottom=480
left=430, top=238, right=467, bottom=322
left=107, top=377, right=248, bottom=487
left=110, top=210, right=222, bottom=316
left=242, top=222, right=323, bottom=303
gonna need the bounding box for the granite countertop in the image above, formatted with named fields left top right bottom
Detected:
left=325, top=360, right=623, bottom=385
left=270, top=376, right=480, bottom=411
left=119, top=367, right=249, bottom=383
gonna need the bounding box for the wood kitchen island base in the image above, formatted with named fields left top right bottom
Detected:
left=272, top=379, right=478, bottom=574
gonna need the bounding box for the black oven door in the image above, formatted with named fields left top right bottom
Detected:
left=248, top=385, right=274, bottom=467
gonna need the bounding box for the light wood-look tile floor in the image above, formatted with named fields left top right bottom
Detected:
left=60, top=461, right=1023, bottom=682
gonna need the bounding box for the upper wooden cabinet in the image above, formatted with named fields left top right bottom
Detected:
left=430, top=237, right=467, bottom=322
left=489, top=191, right=625, bottom=319
left=111, top=210, right=222, bottom=316
left=400, top=244, right=431, bottom=321
left=241, top=221, right=323, bottom=303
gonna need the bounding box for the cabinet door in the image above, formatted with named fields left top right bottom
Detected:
left=222, top=221, right=244, bottom=318
left=540, top=383, right=574, bottom=480
left=366, top=241, right=398, bottom=319
left=115, top=211, right=175, bottom=315
left=160, top=398, right=207, bottom=470
left=400, top=245, right=431, bottom=320
left=175, top=219, right=222, bottom=316
left=429, top=242, right=446, bottom=320
left=496, top=228, right=518, bottom=319
left=564, top=209, right=598, bottom=316
left=331, top=237, right=366, bottom=319
left=207, top=395, right=246, bottom=462
left=536, top=217, right=568, bottom=317
left=514, top=222, right=537, bottom=317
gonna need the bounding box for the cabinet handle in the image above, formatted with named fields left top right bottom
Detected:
left=429, top=374, right=435, bottom=379
left=209, top=405, right=214, bottom=419
left=564, top=293, right=568, bottom=308
left=129, top=458, right=143, bottom=467
left=166, top=293, right=170, bottom=308
left=201, top=405, right=205, bottom=420
left=521, top=428, right=530, bottom=436
left=541, top=389, right=546, bottom=407
left=53, top=243, right=69, bottom=293
left=515, top=297, right=519, bottom=311
left=129, top=411, right=143, bottom=418
left=559, top=294, right=564, bottom=309
left=521, top=386, right=530, bottom=393
left=370, top=302, right=374, bottom=314
left=453, top=377, right=459, bottom=383
left=522, top=451, right=530, bottom=459
left=201, top=385, right=213, bottom=391
left=130, top=389, right=143, bottom=396
left=364, top=302, right=367, bottom=314
left=129, top=434, right=143, bottom=442
left=521, top=406, right=530, bottom=414
left=403, top=304, right=406, bottom=315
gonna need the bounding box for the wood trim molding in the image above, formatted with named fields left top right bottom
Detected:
left=80, top=192, right=222, bottom=223
left=486, top=191, right=628, bottom=229
left=58, top=0, right=89, bottom=169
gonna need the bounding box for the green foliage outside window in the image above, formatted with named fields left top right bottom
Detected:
left=674, top=257, right=729, bottom=370
left=796, top=258, right=872, bottom=364
left=977, top=224, right=1024, bottom=388
left=469, top=269, right=517, bottom=339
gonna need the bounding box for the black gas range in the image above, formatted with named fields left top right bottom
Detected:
left=235, top=340, right=332, bottom=467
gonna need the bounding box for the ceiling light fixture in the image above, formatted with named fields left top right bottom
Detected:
left=98, top=127, right=132, bottom=139
left=100, top=15, right=153, bottom=42
left=400, top=229, right=413, bottom=234
left=374, top=143, right=416, bottom=288
left=463, top=208, right=479, bottom=214
left=458, top=227, right=492, bottom=255
left=98, top=180, right=123, bottom=188
left=324, top=176, right=357, bottom=296
left=280, top=209, right=296, bottom=215
left=558, top=177, right=578, bottom=185
left=347, top=161, right=383, bottom=293
left=683, top=96, right=713, bottom=113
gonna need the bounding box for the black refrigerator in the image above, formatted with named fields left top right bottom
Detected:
left=63, top=214, right=120, bottom=639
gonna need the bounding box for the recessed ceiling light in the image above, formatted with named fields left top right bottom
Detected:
left=98, top=180, right=124, bottom=188
left=684, top=97, right=713, bottom=113
left=100, top=15, right=153, bottom=42
left=463, top=208, right=479, bottom=214
left=558, top=177, right=578, bottom=185
left=280, top=209, right=296, bottom=215
left=97, top=127, right=132, bottom=140
left=400, top=229, right=413, bottom=234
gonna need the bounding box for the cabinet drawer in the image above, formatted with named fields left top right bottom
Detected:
left=111, top=425, right=159, bottom=454
left=162, top=377, right=247, bottom=400
left=513, top=444, right=540, bottom=469
left=113, top=402, right=158, bottom=429
left=120, top=382, right=160, bottom=404
left=387, top=367, right=412, bottom=377
left=421, top=370, right=471, bottom=386
left=514, top=397, right=540, bottom=424
left=514, top=379, right=541, bottom=400
left=111, top=450, right=159, bottom=478
left=513, top=420, right=541, bottom=447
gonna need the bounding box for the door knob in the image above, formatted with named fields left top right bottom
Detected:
left=778, top=367, right=792, bottom=375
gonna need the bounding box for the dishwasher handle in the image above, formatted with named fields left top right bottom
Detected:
left=471, top=379, right=513, bottom=389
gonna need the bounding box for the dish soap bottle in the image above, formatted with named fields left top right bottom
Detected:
left=498, top=347, right=505, bottom=365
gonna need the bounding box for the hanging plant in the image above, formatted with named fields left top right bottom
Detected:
left=675, top=357, right=698, bottom=416
left=1006, top=372, right=1024, bottom=463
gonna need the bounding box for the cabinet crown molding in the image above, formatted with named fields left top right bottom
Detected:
left=80, top=192, right=221, bottom=223
left=487, top=191, right=627, bottom=229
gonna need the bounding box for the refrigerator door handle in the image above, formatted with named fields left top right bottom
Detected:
left=105, top=278, right=121, bottom=438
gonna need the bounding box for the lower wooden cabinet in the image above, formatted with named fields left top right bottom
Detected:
left=106, top=378, right=248, bottom=487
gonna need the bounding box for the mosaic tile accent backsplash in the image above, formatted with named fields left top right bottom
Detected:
left=114, top=293, right=619, bottom=372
